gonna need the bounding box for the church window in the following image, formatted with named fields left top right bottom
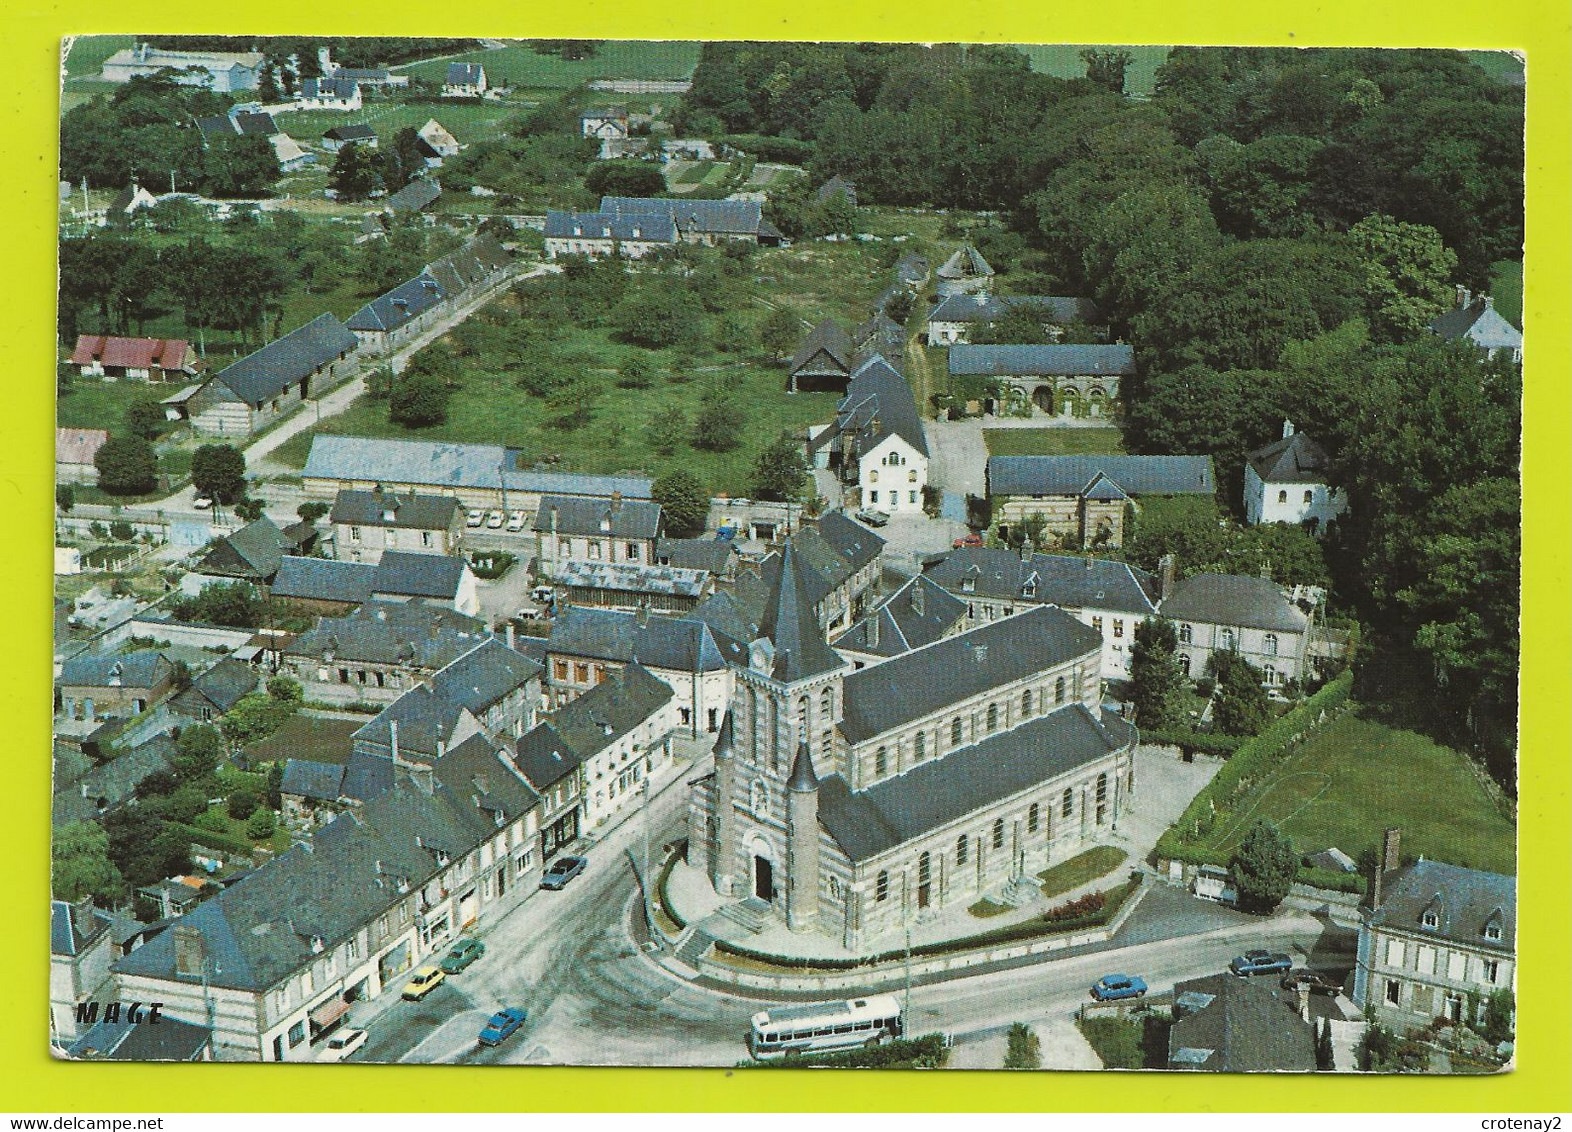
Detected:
left=1028, top=803, right=1040, bottom=833
left=875, top=747, right=888, bottom=776
left=914, top=731, right=926, bottom=760
left=1021, top=689, right=1033, bottom=717
left=828, top=876, right=840, bottom=900
left=1061, top=789, right=1073, bottom=818
left=991, top=819, right=1004, bottom=849
left=1055, top=676, right=1066, bottom=705
left=956, top=835, right=968, bottom=865
left=750, top=779, right=770, bottom=818
left=875, top=871, right=889, bottom=902
left=950, top=717, right=963, bottom=746
left=985, top=703, right=998, bottom=733
left=918, top=852, right=931, bottom=886
left=819, top=686, right=834, bottom=721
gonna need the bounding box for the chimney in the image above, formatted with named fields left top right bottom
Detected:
left=1382, top=827, right=1401, bottom=873
left=911, top=581, right=925, bottom=617
left=610, top=491, right=623, bottom=513
left=1482, top=294, right=1495, bottom=310
left=505, top=621, right=516, bottom=650
left=1454, top=284, right=1470, bottom=310
left=868, top=610, right=880, bottom=649
left=172, top=923, right=206, bottom=977
left=390, top=720, right=401, bottom=766
left=1282, top=419, right=1295, bottom=439
left=429, top=615, right=440, bottom=639
left=71, top=900, right=98, bottom=940
left=1296, top=982, right=1312, bottom=1023
left=550, top=506, right=559, bottom=536
left=1158, top=554, right=1176, bottom=603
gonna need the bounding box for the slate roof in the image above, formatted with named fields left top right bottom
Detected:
left=60, top=650, right=171, bottom=689
left=1159, top=573, right=1308, bottom=634
left=1370, top=859, right=1516, bottom=953
left=1247, top=431, right=1333, bottom=485
left=279, top=758, right=346, bottom=802
left=370, top=550, right=469, bottom=600
left=853, top=312, right=906, bottom=360
left=935, top=244, right=993, bottom=280
left=347, top=273, right=447, bottom=333
left=756, top=545, right=845, bottom=683
left=948, top=344, right=1135, bottom=378
left=806, top=511, right=886, bottom=579
left=54, top=736, right=177, bottom=825
left=533, top=494, right=662, bottom=539
left=56, top=428, right=109, bottom=466
left=599, top=196, right=766, bottom=237
left=827, top=355, right=928, bottom=459
left=194, top=516, right=287, bottom=582
left=233, top=111, right=279, bottom=136
left=832, top=574, right=967, bottom=658
left=558, top=559, right=708, bottom=598
left=548, top=605, right=747, bottom=672
left=324, top=124, right=377, bottom=142
left=987, top=455, right=1215, bottom=498
left=352, top=681, right=474, bottom=760
left=332, top=68, right=391, bottom=82
left=210, top=314, right=358, bottom=407
left=922, top=548, right=1160, bottom=613
left=655, top=537, right=737, bottom=576
left=446, top=63, right=485, bottom=86
left=70, top=336, right=192, bottom=372
left=543, top=210, right=678, bottom=243
left=301, top=77, right=359, bottom=101
left=433, top=733, right=540, bottom=817
left=549, top=663, right=673, bottom=759
left=819, top=704, right=1134, bottom=862
left=270, top=556, right=375, bottom=605
left=68, top=1015, right=210, bottom=1061
left=284, top=602, right=486, bottom=668
left=511, top=722, right=582, bottom=793
left=839, top=606, right=1101, bottom=745
left=1168, top=973, right=1317, bottom=1072
left=894, top=253, right=929, bottom=285
left=814, top=175, right=857, bottom=205
left=51, top=899, right=114, bottom=957
left=384, top=178, right=441, bottom=214
left=330, top=488, right=461, bottom=530
left=1429, top=298, right=1523, bottom=353
left=928, top=294, right=1100, bottom=326
left=789, top=319, right=857, bottom=378
left=174, top=656, right=258, bottom=713
left=428, top=638, right=542, bottom=715
left=424, top=234, right=510, bottom=294
left=302, top=435, right=653, bottom=500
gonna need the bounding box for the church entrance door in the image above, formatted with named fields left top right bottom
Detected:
left=753, top=855, right=774, bottom=902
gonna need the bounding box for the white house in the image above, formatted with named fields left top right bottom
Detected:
left=1243, top=422, right=1348, bottom=533
left=1428, top=286, right=1523, bottom=363
left=415, top=119, right=461, bottom=166
left=580, top=107, right=630, bottom=140
left=811, top=355, right=929, bottom=515
left=297, top=78, right=362, bottom=112
left=444, top=63, right=487, bottom=98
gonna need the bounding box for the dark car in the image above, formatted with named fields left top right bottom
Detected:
left=1280, top=969, right=1342, bottom=996
left=953, top=533, right=984, bottom=549
left=439, top=937, right=485, bottom=974
left=1091, top=974, right=1148, bottom=1001
left=853, top=508, right=891, bottom=528
left=1230, top=950, right=1294, bottom=977
left=478, top=1007, right=528, bottom=1047
left=540, top=855, right=587, bottom=890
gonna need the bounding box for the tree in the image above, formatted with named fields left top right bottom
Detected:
left=191, top=443, right=247, bottom=504
left=234, top=499, right=266, bottom=522
left=56, top=484, right=75, bottom=513
left=266, top=761, right=284, bottom=810
left=969, top=302, right=1062, bottom=346
left=267, top=674, right=303, bottom=703
left=165, top=783, right=210, bottom=824
left=884, top=289, right=916, bottom=326
left=1081, top=49, right=1134, bottom=95
left=126, top=399, right=166, bottom=440
left=617, top=355, right=657, bottom=389
left=759, top=306, right=802, bottom=361
left=1229, top=821, right=1298, bottom=914
left=1209, top=650, right=1273, bottom=736
left=1003, top=1022, right=1042, bottom=1069
left=103, top=806, right=192, bottom=889
left=546, top=376, right=601, bottom=430
left=585, top=160, right=667, bottom=199
left=109, top=519, right=134, bottom=541
left=246, top=808, right=277, bottom=840
left=329, top=142, right=384, bottom=200
left=171, top=723, right=224, bottom=784
left=750, top=433, right=808, bottom=501
left=1344, top=214, right=1458, bottom=341
left=390, top=371, right=451, bottom=427
left=646, top=405, right=687, bottom=456
left=220, top=691, right=297, bottom=746
left=52, top=821, right=124, bottom=903
left=94, top=436, right=157, bottom=496
left=227, top=790, right=260, bottom=820
left=169, top=659, right=193, bottom=693
left=1130, top=617, right=1189, bottom=729
left=1480, top=988, right=1515, bottom=1045
left=297, top=501, right=329, bottom=523
left=652, top=469, right=710, bottom=537
left=692, top=397, right=741, bottom=452
left=200, top=134, right=278, bottom=199
left=177, top=580, right=266, bottom=628
left=613, top=289, right=703, bottom=350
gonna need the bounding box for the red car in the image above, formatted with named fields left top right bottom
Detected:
left=953, top=533, right=984, bottom=549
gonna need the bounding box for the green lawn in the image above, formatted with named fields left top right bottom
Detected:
left=1465, top=50, right=1525, bottom=85
left=1037, top=846, right=1128, bottom=899
left=278, top=98, right=524, bottom=148
left=1204, top=706, right=1516, bottom=876
left=984, top=427, right=1127, bottom=457
left=669, top=160, right=719, bottom=186
left=56, top=379, right=174, bottom=433
left=62, top=34, right=135, bottom=78
left=1488, top=259, right=1523, bottom=328
left=399, top=41, right=700, bottom=87
left=1077, top=1017, right=1147, bottom=1069
left=1021, top=45, right=1172, bottom=97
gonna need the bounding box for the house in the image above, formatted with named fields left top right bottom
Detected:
left=186, top=516, right=316, bottom=593
left=184, top=314, right=359, bottom=436
left=426, top=637, right=545, bottom=741
left=831, top=574, right=968, bottom=668
left=444, top=62, right=487, bottom=97
left=985, top=454, right=1216, bottom=550
left=1243, top=422, right=1347, bottom=533
left=894, top=252, right=930, bottom=289
left=67, top=1015, right=212, bottom=1062
left=297, top=77, right=362, bottom=111
left=269, top=557, right=377, bottom=616
left=580, top=107, right=630, bottom=139
left=788, top=319, right=858, bottom=393
left=415, top=119, right=461, bottom=165
left=542, top=211, right=677, bottom=259
left=167, top=656, right=258, bottom=723
left=1428, top=286, right=1523, bottom=363
left=926, top=294, right=1102, bottom=347
left=556, top=560, right=713, bottom=615
left=100, top=44, right=263, bottom=91
left=322, top=124, right=378, bottom=153
left=56, top=428, right=109, bottom=484
left=933, top=244, right=994, bottom=297
left=1160, top=570, right=1312, bottom=687
left=1168, top=973, right=1318, bottom=1072
left=194, top=109, right=310, bottom=170
left=318, top=49, right=408, bottom=88
left=920, top=548, right=1161, bottom=680
left=1353, top=830, right=1515, bottom=1030
left=660, top=138, right=715, bottom=162
left=70, top=336, right=199, bottom=381
left=348, top=234, right=513, bottom=355
left=542, top=663, right=679, bottom=828
left=545, top=604, right=747, bottom=734
left=369, top=550, right=479, bottom=616
left=53, top=735, right=175, bottom=826
left=809, top=356, right=929, bottom=515
left=50, top=900, right=118, bottom=1042
left=687, top=561, right=1137, bottom=949
left=301, top=434, right=653, bottom=515
left=853, top=312, right=906, bottom=366
left=382, top=178, right=442, bottom=216
left=597, top=196, right=785, bottom=246
left=107, top=182, right=158, bottom=220
left=266, top=133, right=314, bottom=172
left=948, top=344, right=1135, bottom=417
left=534, top=493, right=663, bottom=578
left=781, top=511, right=887, bottom=634
left=59, top=650, right=176, bottom=722
left=281, top=601, right=490, bottom=706
left=330, top=487, right=464, bottom=564
left=654, top=537, right=740, bottom=581
left=814, top=175, right=858, bottom=208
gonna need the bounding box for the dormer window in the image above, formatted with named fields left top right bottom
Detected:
left=1483, top=911, right=1504, bottom=941
left=382, top=509, right=396, bottom=522
left=961, top=578, right=975, bottom=594
left=1422, top=911, right=1438, bottom=928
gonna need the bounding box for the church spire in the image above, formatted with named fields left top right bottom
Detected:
left=787, top=739, right=819, bottom=793
left=757, top=544, right=842, bottom=684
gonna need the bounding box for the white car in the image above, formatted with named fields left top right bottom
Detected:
left=486, top=510, right=505, bottom=530
left=506, top=509, right=526, bottom=532
left=466, top=509, right=485, bottom=528
left=315, top=1027, right=367, bottom=1062
left=192, top=497, right=214, bottom=511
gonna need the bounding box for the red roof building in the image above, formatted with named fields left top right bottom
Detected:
left=70, top=336, right=199, bottom=380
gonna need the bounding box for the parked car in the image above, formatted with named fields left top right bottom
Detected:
left=953, top=532, right=984, bottom=548
left=485, top=510, right=505, bottom=529
left=1230, top=950, right=1294, bottom=977
left=478, top=1007, right=528, bottom=1047
left=401, top=964, right=447, bottom=1000
left=540, top=855, right=587, bottom=890
left=506, top=510, right=526, bottom=532
left=1280, top=969, right=1341, bottom=996
left=466, top=509, right=485, bottom=528
left=1091, top=974, right=1148, bottom=1001
left=854, top=508, right=891, bottom=527
left=530, top=585, right=555, bottom=605
left=315, top=1027, right=367, bottom=1062
left=192, top=496, right=214, bottom=511
left=439, top=938, right=486, bottom=974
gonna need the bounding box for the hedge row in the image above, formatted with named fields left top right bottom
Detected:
left=1137, top=728, right=1244, bottom=759
left=736, top=1033, right=948, bottom=1070
left=1155, top=671, right=1354, bottom=868
left=714, top=877, right=1139, bottom=972
left=716, top=134, right=815, bottom=165
left=165, top=819, right=256, bottom=858
left=1296, top=866, right=1366, bottom=894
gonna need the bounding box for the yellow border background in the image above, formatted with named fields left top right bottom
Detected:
left=7, top=0, right=1568, bottom=1114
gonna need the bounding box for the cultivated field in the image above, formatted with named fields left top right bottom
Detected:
left=398, top=41, right=700, bottom=88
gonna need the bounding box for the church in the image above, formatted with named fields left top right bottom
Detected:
left=686, top=542, right=1138, bottom=951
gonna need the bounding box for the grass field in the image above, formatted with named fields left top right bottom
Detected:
left=1021, top=45, right=1172, bottom=97
left=1203, top=706, right=1515, bottom=876
left=399, top=42, right=700, bottom=88
left=1037, top=846, right=1128, bottom=899
left=1488, top=259, right=1524, bottom=328
left=278, top=98, right=523, bottom=148
left=62, top=35, right=135, bottom=78
left=983, top=427, right=1127, bottom=457
left=1465, top=50, right=1525, bottom=85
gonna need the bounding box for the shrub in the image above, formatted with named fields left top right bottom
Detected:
left=109, top=520, right=134, bottom=541
left=246, top=808, right=277, bottom=840
left=1004, top=1022, right=1042, bottom=1069
left=737, top=1033, right=947, bottom=1070
left=1045, top=890, right=1106, bottom=922
left=227, top=790, right=260, bottom=820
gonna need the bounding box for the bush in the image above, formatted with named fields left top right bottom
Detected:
left=737, top=1033, right=947, bottom=1070
left=468, top=550, right=517, bottom=579
left=109, top=520, right=134, bottom=541
left=246, top=808, right=277, bottom=840
left=227, top=790, right=260, bottom=820
left=163, top=820, right=254, bottom=858
left=717, top=134, right=815, bottom=164
left=191, top=444, right=247, bottom=504
left=1045, top=890, right=1106, bottom=922
left=1004, top=1022, right=1042, bottom=1069
left=390, top=370, right=451, bottom=427
left=1138, top=728, right=1244, bottom=759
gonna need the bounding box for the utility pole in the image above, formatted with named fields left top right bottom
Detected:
left=640, top=774, right=654, bottom=942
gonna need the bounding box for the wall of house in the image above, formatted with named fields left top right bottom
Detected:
left=549, top=655, right=733, bottom=740
left=1245, top=465, right=1347, bottom=531
left=581, top=708, right=680, bottom=828
left=282, top=655, right=426, bottom=705
left=1173, top=620, right=1306, bottom=686
left=59, top=677, right=172, bottom=722
left=858, top=435, right=927, bottom=515
left=49, top=936, right=116, bottom=1042
left=334, top=520, right=458, bottom=564
left=543, top=236, right=669, bottom=259
left=539, top=531, right=656, bottom=576
left=1354, top=923, right=1514, bottom=1030
left=1000, top=376, right=1118, bottom=417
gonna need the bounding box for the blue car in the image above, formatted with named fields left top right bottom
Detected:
left=1091, top=974, right=1148, bottom=1001
left=478, top=1007, right=528, bottom=1047
left=1229, top=950, right=1294, bottom=977
left=541, top=855, right=587, bottom=890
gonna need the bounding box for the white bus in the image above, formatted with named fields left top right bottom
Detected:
left=747, top=996, right=904, bottom=1060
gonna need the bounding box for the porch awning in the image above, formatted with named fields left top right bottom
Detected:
left=309, top=996, right=351, bottom=1030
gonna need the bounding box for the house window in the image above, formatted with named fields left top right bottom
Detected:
left=1484, top=922, right=1502, bottom=941
left=991, top=818, right=1004, bottom=849
left=1219, top=628, right=1236, bottom=651
left=708, top=707, right=718, bottom=731
left=961, top=579, right=976, bottom=595
left=985, top=703, right=998, bottom=733
left=350, top=526, right=361, bottom=542
left=553, top=660, right=569, bottom=681
left=1278, top=490, right=1288, bottom=504
left=950, top=717, right=963, bottom=746
left=1028, top=802, right=1040, bottom=833
left=1096, top=773, right=1108, bottom=825
left=869, top=491, right=879, bottom=504
left=869, top=471, right=879, bottom=484
left=1178, top=653, right=1191, bottom=677
left=422, top=531, right=433, bottom=548
left=1061, top=789, right=1073, bottom=818
left=1481, top=959, right=1499, bottom=983
left=910, top=491, right=918, bottom=504
left=1179, top=623, right=1193, bottom=644
left=679, top=707, right=692, bottom=726
left=626, top=543, right=640, bottom=561
left=574, top=663, right=589, bottom=683
left=288, top=1021, right=306, bottom=1048
left=918, top=851, right=931, bottom=887
left=1385, top=979, right=1401, bottom=1005
left=1265, top=633, right=1279, bottom=656
left=875, top=871, right=889, bottom=902
left=588, top=542, right=602, bottom=560
left=1055, top=677, right=1066, bottom=705
left=1445, top=994, right=1464, bottom=1023
left=1091, top=616, right=1103, bottom=633
left=346, top=937, right=358, bottom=960
left=956, top=835, right=968, bottom=866
left=1264, top=666, right=1277, bottom=685
left=875, top=747, right=888, bottom=776
left=914, top=731, right=926, bottom=760
left=1113, top=619, right=1124, bottom=639
left=1303, top=490, right=1314, bottom=505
